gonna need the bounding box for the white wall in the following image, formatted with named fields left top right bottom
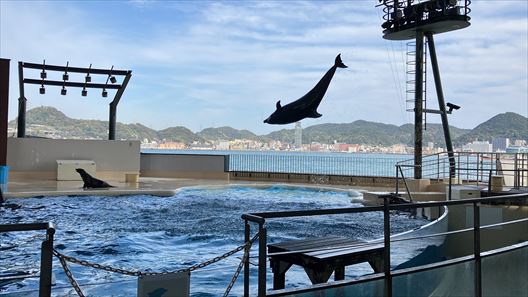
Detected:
left=7, top=138, right=140, bottom=180
left=140, top=153, right=228, bottom=180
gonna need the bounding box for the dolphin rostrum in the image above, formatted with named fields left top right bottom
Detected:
left=263, top=54, right=347, bottom=125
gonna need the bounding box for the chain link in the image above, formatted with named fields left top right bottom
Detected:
left=223, top=237, right=253, bottom=297
left=53, top=232, right=260, bottom=296
left=56, top=252, right=86, bottom=297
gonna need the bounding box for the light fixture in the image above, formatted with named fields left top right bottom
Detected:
left=81, top=88, right=87, bottom=97
left=85, top=63, right=92, bottom=82
left=39, top=86, right=45, bottom=94
left=63, top=61, right=69, bottom=81
left=102, top=89, right=108, bottom=98
left=110, top=76, right=117, bottom=84
left=40, top=59, right=47, bottom=79
left=61, top=87, right=67, bottom=95
left=446, top=102, right=460, bottom=113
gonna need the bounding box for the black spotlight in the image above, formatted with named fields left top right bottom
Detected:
left=109, top=76, right=117, bottom=84
left=63, top=73, right=69, bottom=81
left=61, top=87, right=67, bottom=95
left=446, top=102, right=460, bottom=112
left=40, top=71, right=47, bottom=79
left=85, top=75, right=91, bottom=83
left=102, top=89, right=108, bottom=98
left=39, top=87, right=45, bottom=94
left=81, top=88, right=87, bottom=97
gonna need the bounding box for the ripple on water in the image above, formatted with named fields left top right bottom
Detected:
left=0, top=186, right=429, bottom=296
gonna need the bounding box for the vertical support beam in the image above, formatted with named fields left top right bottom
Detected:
left=0, top=59, right=10, bottom=166
left=383, top=195, right=392, bottom=297
left=426, top=32, right=456, bottom=178
left=258, top=223, right=267, bottom=297
left=414, top=31, right=424, bottom=179
left=244, top=221, right=250, bottom=297
left=108, top=71, right=132, bottom=140
left=17, top=62, right=26, bottom=138
left=473, top=202, right=482, bottom=297
left=109, top=102, right=117, bottom=140
left=39, top=227, right=55, bottom=297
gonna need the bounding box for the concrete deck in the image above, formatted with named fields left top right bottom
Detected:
left=3, top=177, right=393, bottom=199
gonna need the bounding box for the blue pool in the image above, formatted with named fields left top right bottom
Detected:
left=0, top=185, right=429, bottom=296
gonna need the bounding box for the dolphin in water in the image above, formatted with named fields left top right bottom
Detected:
left=264, top=54, right=347, bottom=125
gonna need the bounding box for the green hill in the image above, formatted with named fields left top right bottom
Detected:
left=453, top=112, right=528, bottom=145
left=197, top=126, right=261, bottom=141
left=8, top=106, right=527, bottom=147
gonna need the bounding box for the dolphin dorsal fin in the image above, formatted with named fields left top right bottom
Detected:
left=276, top=100, right=282, bottom=110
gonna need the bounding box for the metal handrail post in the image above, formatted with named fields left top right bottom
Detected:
left=395, top=165, right=399, bottom=196
left=39, top=225, right=55, bottom=297
left=244, top=220, right=250, bottom=297
left=383, top=196, right=392, bottom=297
left=258, top=222, right=267, bottom=297
left=473, top=202, right=482, bottom=297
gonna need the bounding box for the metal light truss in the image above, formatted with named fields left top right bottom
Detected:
left=17, top=61, right=132, bottom=140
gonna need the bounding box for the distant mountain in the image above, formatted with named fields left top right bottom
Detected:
left=158, top=127, right=205, bottom=143
left=453, top=112, right=528, bottom=145
left=198, top=126, right=262, bottom=141
left=265, top=121, right=470, bottom=146
left=8, top=106, right=527, bottom=147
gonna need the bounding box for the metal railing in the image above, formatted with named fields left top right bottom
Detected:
left=228, top=152, right=410, bottom=177
left=241, top=193, right=528, bottom=297
left=396, top=152, right=528, bottom=189
left=0, top=222, right=55, bottom=297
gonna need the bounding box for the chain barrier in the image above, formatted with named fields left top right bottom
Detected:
left=223, top=233, right=256, bottom=297
left=56, top=252, right=86, bottom=297
left=53, top=232, right=259, bottom=296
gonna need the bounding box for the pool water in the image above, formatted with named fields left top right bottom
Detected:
left=1, top=185, right=428, bottom=296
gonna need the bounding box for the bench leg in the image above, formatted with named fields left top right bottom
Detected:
left=334, top=266, right=345, bottom=281
left=368, top=258, right=384, bottom=273
left=271, top=259, right=292, bottom=290
left=304, top=264, right=334, bottom=284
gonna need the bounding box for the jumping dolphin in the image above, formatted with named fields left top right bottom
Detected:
left=263, top=54, right=347, bottom=125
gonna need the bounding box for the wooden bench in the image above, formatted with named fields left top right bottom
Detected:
left=268, top=236, right=384, bottom=290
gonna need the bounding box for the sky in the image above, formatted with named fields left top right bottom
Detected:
left=0, top=0, right=527, bottom=135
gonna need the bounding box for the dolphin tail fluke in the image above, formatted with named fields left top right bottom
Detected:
left=335, top=54, right=347, bottom=68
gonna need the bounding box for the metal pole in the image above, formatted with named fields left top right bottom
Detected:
left=473, top=202, right=482, bottom=297
left=39, top=227, right=55, bottom=297
left=414, top=31, right=424, bottom=179
left=258, top=223, right=267, bottom=297
left=426, top=32, right=456, bottom=178
left=109, top=102, right=117, bottom=140
left=17, top=62, right=26, bottom=138
left=108, top=71, right=132, bottom=140
left=244, top=221, right=250, bottom=297
left=383, top=196, right=392, bottom=297
left=0, top=59, right=9, bottom=166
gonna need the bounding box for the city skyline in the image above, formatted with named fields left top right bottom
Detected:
left=1, top=1, right=527, bottom=135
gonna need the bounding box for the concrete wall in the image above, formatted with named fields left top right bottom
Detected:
left=140, top=153, right=229, bottom=180
left=7, top=138, right=140, bottom=181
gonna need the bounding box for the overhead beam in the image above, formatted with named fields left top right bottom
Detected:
left=23, top=79, right=122, bottom=90
left=21, top=62, right=129, bottom=76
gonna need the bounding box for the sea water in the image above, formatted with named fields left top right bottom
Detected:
left=0, top=185, right=428, bottom=296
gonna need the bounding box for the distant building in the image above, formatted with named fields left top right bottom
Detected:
left=492, top=138, right=509, bottom=152
left=506, top=146, right=528, bottom=153
left=294, top=122, right=302, bottom=149
left=462, top=141, right=492, bottom=153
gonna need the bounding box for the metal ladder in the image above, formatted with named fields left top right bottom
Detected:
left=406, top=40, right=428, bottom=129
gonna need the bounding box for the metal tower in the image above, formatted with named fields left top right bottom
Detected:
left=379, top=0, right=471, bottom=179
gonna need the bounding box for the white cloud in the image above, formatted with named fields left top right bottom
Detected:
left=1, top=0, right=526, bottom=135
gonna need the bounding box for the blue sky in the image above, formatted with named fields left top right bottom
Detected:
left=1, top=0, right=527, bottom=135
